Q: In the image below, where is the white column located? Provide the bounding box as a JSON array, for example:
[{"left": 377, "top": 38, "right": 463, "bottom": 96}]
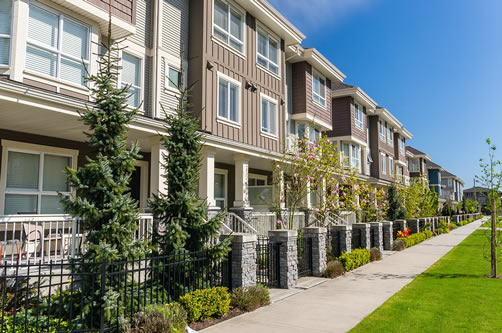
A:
[
  {"left": 200, "top": 149, "right": 217, "bottom": 208},
  {"left": 279, "top": 170, "right": 286, "bottom": 209},
  {"left": 305, "top": 180, "right": 312, "bottom": 209},
  {"left": 150, "top": 137, "right": 168, "bottom": 197},
  {"left": 10, "top": 0, "right": 29, "bottom": 81},
  {"left": 233, "top": 154, "right": 250, "bottom": 208}
]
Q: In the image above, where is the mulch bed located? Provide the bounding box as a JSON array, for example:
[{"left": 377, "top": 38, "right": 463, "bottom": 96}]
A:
[{"left": 189, "top": 308, "right": 245, "bottom": 331}]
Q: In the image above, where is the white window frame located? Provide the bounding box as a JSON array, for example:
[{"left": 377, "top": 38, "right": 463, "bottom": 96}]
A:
[
  {"left": 341, "top": 143, "right": 350, "bottom": 167},
  {"left": 120, "top": 51, "right": 143, "bottom": 109},
  {"left": 387, "top": 126, "right": 393, "bottom": 145},
  {"left": 389, "top": 156, "right": 394, "bottom": 176},
  {"left": 312, "top": 70, "right": 326, "bottom": 107},
  {"left": 351, "top": 144, "right": 360, "bottom": 170},
  {"left": 249, "top": 173, "right": 268, "bottom": 186},
  {"left": 214, "top": 168, "right": 228, "bottom": 210},
  {"left": 399, "top": 137, "right": 405, "bottom": 154},
  {"left": 0, "top": 0, "right": 13, "bottom": 67},
  {"left": 166, "top": 65, "right": 181, "bottom": 92},
  {"left": 256, "top": 25, "right": 280, "bottom": 77},
  {"left": 381, "top": 153, "right": 386, "bottom": 175},
  {"left": 216, "top": 71, "right": 241, "bottom": 127},
  {"left": 379, "top": 120, "right": 386, "bottom": 141},
  {"left": 260, "top": 93, "right": 279, "bottom": 138},
  {"left": 26, "top": 2, "right": 91, "bottom": 86},
  {"left": 0, "top": 140, "right": 78, "bottom": 215},
  {"left": 409, "top": 158, "right": 420, "bottom": 172},
  {"left": 354, "top": 103, "right": 363, "bottom": 129},
  {"left": 212, "top": 0, "right": 245, "bottom": 55}
]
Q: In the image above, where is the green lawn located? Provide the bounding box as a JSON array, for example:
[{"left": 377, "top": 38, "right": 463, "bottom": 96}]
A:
[
  {"left": 481, "top": 220, "right": 502, "bottom": 228},
  {"left": 350, "top": 230, "right": 502, "bottom": 333}
]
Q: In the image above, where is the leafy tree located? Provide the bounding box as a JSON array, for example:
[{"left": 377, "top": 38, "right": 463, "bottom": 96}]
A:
[
  {"left": 463, "top": 199, "right": 478, "bottom": 214},
  {"left": 386, "top": 184, "right": 406, "bottom": 220},
  {"left": 149, "top": 55, "right": 230, "bottom": 258}
]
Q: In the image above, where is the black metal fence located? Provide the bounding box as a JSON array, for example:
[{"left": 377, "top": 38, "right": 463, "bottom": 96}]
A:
[
  {"left": 297, "top": 236, "right": 313, "bottom": 277},
  {"left": 351, "top": 227, "right": 363, "bottom": 249},
  {"left": 256, "top": 236, "right": 280, "bottom": 288},
  {"left": 370, "top": 227, "right": 377, "bottom": 248},
  {"left": 0, "top": 250, "right": 230, "bottom": 332}
]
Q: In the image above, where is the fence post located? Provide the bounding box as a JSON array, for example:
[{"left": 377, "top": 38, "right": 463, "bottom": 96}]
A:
[
  {"left": 352, "top": 223, "right": 370, "bottom": 249},
  {"left": 329, "top": 225, "right": 352, "bottom": 256},
  {"left": 99, "top": 259, "right": 107, "bottom": 333},
  {"left": 268, "top": 230, "right": 298, "bottom": 289},
  {"left": 369, "top": 222, "right": 383, "bottom": 251},
  {"left": 408, "top": 219, "right": 420, "bottom": 234},
  {"left": 382, "top": 221, "right": 393, "bottom": 250},
  {"left": 220, "top": 233, "right": 257, "bottom": 289},
  {"left": 301, "top": 227, "right": 327, "bottom": 277}
]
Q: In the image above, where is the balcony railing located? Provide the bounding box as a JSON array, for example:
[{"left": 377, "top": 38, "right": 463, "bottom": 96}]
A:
[{"left": 0, "top": 214, "right": 153, "bottom": 265}]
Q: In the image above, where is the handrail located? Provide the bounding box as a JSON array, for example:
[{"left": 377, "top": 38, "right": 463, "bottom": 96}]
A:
[{"left": 225, "top": 212, "right": 258, "bottom": 234}]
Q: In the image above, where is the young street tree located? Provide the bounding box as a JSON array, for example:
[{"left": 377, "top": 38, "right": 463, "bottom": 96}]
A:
[{"left": 476, "top": 138, "right": 502, "bottom": 278}]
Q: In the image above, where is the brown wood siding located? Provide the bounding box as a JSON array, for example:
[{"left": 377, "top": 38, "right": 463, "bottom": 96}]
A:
[
  {"left": 188, "top": 0, "right": 285, "bottom": 152},
  {"left": 305, "top": 63, "right": 331, "bottom": 126},
  {"left": 86, "top": 0, "right": 136, "bottom": 24},
  {"left": 326, "top": 96, "right": 351, "bottom": 137},
  {"left": 291, "top": 62, "right": 307, "bottom": 116},
  {"left": 368, "top": 116, "right": 380, "bottom": 179}
]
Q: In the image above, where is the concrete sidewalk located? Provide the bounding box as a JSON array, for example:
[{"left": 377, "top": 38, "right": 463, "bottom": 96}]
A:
[{"left": 202, "top": 217, "right": 487, "bottom": 333}]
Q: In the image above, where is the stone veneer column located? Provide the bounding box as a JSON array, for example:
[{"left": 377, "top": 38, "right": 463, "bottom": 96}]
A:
[
  {"left": 369, "top": 222, "right": 384, "bottom": 251},
  {"left": 352, "top": 223, "right": 371, "bottom": 249},
  {"left": 221, "top": 234, "right": 257, "bottom": 289},
  {"left": 382, "top": 221, "right": 393, "bottom": 250},
  {"left": 268, "top": 230, "right": 298, "bottom": 289},
  {"left": 394, "top": 219, "right": 407, "bottom": 234},
  {"left": 329, "top": 225, "right": 352, "bottom": 257},
  {"left": 301, "top": 227, "right": 327, "bottom": 277},
  {"left": 408, "top": 219, "right": 420, "bottom": 234}
]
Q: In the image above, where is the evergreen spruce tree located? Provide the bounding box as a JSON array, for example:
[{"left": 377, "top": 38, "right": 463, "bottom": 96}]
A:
[
  {"left": 149, "top": 53, "right": 230, "bottom": 258},
  {"left": 386, "top": 184, "right": 406, "bottom": 220}
]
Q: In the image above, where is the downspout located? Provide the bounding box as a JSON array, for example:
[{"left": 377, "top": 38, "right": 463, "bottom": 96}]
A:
[{"left": 151, "top": 0, "right": 160, "bottom": 119}]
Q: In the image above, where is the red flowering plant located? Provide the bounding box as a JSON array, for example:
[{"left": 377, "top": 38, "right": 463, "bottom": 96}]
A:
[{"left": 397, "top": 228, "right": 411, "bottom": 238}]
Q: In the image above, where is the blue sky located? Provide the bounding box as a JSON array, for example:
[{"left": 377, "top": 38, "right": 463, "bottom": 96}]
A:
[{"left": 269, "top": 0, "right": 502, "bottom": 188}]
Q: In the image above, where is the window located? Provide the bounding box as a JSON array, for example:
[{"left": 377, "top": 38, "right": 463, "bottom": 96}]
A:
[
  {"left": 261, "top": 94, "right": 278, "bottom": 136},
  {"left": 297, "top": 123, "right": 306, "bottom": 139},
  {"left": 3, "top": 149, "right": 73, "bottom": 214},
  {"left": 167, "top": 66, "right": 181, "bottom": 90},
  {"left": 0, "top": 0, "right": 12, "bottom": 65},
  {"left": 409, "top": 159, "right": 419, "bottom": 172},
  {"left": 249, "top": 174, "right": 272, "bottom": 206},
  {"left": 312, "top": 71, "right": 326, "bottom": 106},
  {"left": 399, "top": 137, "right": 405, "bottom": 154},
  {"left": 26, "top": 4, "right": 90, "bottom": 86},
  {"left": 214, "top": 171, "right": 226, "bottom": 210},
  {"left": 379, "top": 120, "right": 386, "bottom": 141},
  {"left": 121, "top": 53, "right": 142, "bottom": 108},
  {"left": 218, "top": 73, "right": 240, "bottom": 124},
  {"left": 354, "top": 103, "right": 363, "bottom": 129},
  {"left": 213, "top": 0, "right": 244, "bottom": 52},
  {"left": 381, "top": 153, "right": 386, "bottom": 174},
  {"left": 387, "top": 126, "right": 393, "bottom": 145},
  {"left": 351, "top": 145, "right": 360, "bottom": 169},
  {"left": 257, "top": 27, "right": 279, "bottom": 75},
  {"left": 309, "top": 126, "right": 320, "bottom": 144},
  {"left": 342, "top": 143, "right": 350, "bottom": 167},
  {"left": 389, "top": 157, "right": 394, "bottom": 176}
]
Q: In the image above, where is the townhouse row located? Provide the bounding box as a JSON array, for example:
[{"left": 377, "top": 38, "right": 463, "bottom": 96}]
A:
[{"left": 0, "top": 0, "right": 461, "bottom": 220}]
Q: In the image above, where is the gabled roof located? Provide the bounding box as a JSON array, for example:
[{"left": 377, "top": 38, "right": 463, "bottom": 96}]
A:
[
  {"left": 427, "top": 160, "right": 443, "bottom": 171},
  {"left": 375, "top": 106, "right": 413, "bottom": 139},
  {"left": 287, "top": 46, "right": 346, "bottom": 83},
  {"left": 331, "top": 82, "right": 377, "bottom": 110},
  {"left": 464, "top": 187, "right": 490, "bottom": 193},
  {"left": 440, "top": 169, "right": 465, "bottom": 185},
  {"left": 406, "top": 146, "right": 432, "bottom": 161}
]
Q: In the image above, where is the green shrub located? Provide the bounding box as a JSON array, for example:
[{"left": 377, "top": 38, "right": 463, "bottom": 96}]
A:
[
  {"left": 399, "top": 230, "right": 434, "bottom": 248},
  {"left": 178, "top": 287, "right": 230, "bottom": 323},
  {"left": 323, "top": 260, "right": 345, "bottom": 278},
  {"left": 450, "top": 223, "right": 458, "bottom": 230},
  {"left": 392, "top": 239, "right": 405, "bottom": 251},
  {"left": 123, "top": 303, "right": 187, "bottom": 333},
  {"left": 230, "top": 284, "right": 270, "bottom": 312},
  {"left": 338, "top": 249, "right": 371, "bottom": 271},
  {"left": 370, "top": 247, "right": 382, "bottom": 262},
  {"left": 2, "top": 313, "right": 69, "bottom": 333}
]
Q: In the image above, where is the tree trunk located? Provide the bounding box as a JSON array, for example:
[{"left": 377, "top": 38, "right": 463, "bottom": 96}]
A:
[{"left": 491, "top": 200, "right": 497, "bottom": 278}]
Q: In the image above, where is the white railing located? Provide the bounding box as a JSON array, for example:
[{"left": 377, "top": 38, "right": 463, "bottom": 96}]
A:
[
  {"left": 0, "top": 214, "right": 153, "bottom": 265},
  {"left": 223, "top": 212, "right": 258, "bottom": 234}
]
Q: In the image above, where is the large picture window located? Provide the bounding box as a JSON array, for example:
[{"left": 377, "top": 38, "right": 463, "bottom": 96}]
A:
[
  {"left": 0, "top": 0, "right": 12, "bottom": 65},
  {"left": 261, "top": 94, "right": 278, "bottom": 136},
  {"left": 213, "top": 0, "right": 244, "bottom": 53},
  {"left": 26, "top": 3, "right": 90, "bottom": 86},
  {"left": 218, "top": 73, "right": 241, "bottom": 124},
  {"left": 312, "top": 71, "right": 326, "bottom": 106},
  {"left": 257, "top": 27, "right": 279, "bottom": 75},
  {"left": 121, "top": 52, "right": 142, "bottom": 108}
]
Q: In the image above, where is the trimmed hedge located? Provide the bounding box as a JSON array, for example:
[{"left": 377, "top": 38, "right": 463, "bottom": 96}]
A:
[
  {"left": 178, "top": 287, "right": 230, "bottom": 323},
  {"left": 230, "top": 284, "right": 270, "bottom": 312},
  {"left": 338, "top": 249, "right": 371, "bottom": 271},
  {"left": 124, "top": 303, "right": 187, "bottom": 333},
  {"left": 399, "top": 230, "right": 433, "bottom": 248}
]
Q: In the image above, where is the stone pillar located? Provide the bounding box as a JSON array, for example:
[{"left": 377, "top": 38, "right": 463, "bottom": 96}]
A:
[
  {"left": 150, "top": 137, "right": 168, "bottom": 197},
  {"left": 394, "top": 219, "right": 407, "bottom": 234},
  {"left": 269, "top": 230, "right": 298, "bottom": 289},
  {"left": 369, "top": 222, "right": 384, "bottom": 251},
  {"left": 301, "top": 227, "right": 327, "bottom": 277},
  {"left": 329, "top": 225, "right": 352, "bottom": 257},
  {"left": 382, "top": 221, "right": 393, "bottom": 250},
  {"left": 408, "top": 219, "right": 419, "bottom": 234},
  {"left": 352, "top": 223, "right": 371, "bottom": 249},
  {"left": 221, "top": 234, "right": 257, "bottom": 289}
]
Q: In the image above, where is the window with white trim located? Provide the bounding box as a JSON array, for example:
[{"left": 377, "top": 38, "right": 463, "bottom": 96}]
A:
[
  {"left": 213, "top": 0, "right": 244, "bottom": 52},
  {"left": 354, "top": 103, "right": 363, "bottom": 129},
  {"left": 409, "top": 158, "right": 420, "bottom": 172},
  {"left": 121, "top": 52, "right": 142, "bottom": 108},
  {"left": 351, "top": 145, "right": 360, "bottom": 169},
  {"left": 261, "top": 95, "right": 278, "bottom": 136},
  {"left": 167, "top": 66, "right": 181, "bottom": 90},
  {"left": 26, "top": 3, "right": 90, "bottom": 86},
  {"left": 218, "top": 74, "right": 240, "bottom": 124},
  {"left": 387, "top": 126, "right": 393, "bottom": 145},
  {"left": 0, "top": 0, "right": 12, "bottom": 66},
  {"left": 399, "top": 137, "right": 405, "bottom": 154},
  {"left": 297, "top": 123, "right": 306, "bottom": 139},
  {"left": 3, "top": 150, "right": 72, "bottom": 214},
  {"left": 389, "top": 157, "right": 394, "bottom": 176},
  {"left": 381, "top": 153, "right": 386, "bottom": 174},
  {"left": 309, "top": 126, "right": 320, "bottom": 144},
  {"left": 379, "top": 120, "right": 386, "bottom": 141},
  {"left": 249, "top": 174, "right": 272, "bottom": 206},
  {"left": 342, "top": 143, "right": 350, "bottom": 167},
  {"left": 257, "top": 27, "right": 279, "bottom": 75},
  {"left": 214, "top": 171, "right": 227, "bottom": 210},
  {"left": 312, "top": 71, "right": 326, "bottom": 106}
]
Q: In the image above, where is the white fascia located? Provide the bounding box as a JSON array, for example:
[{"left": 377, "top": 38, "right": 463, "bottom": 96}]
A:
[
  {"left": 291, "top": 113, "right": 333, "bottom": 131},
  {"left": 328, "top": 135, "right": 368, "bottom": 148},
  {"left": 332, "top": 87, "right": 377, "bottom": 111}
]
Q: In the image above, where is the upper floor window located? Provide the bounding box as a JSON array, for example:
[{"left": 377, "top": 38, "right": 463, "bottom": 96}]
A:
[
  {"left": 379, "top": 120, "right": 386, "bottom": 141},
  {"left": 389, "top": 157, "right": 394, "bottom": 176},
  {"left": 351, "top": 145, "right": 360, "bottom": 169},
  {"left": 218, "top": 72, "right": 240, "bottom": 124},
  {"left": 381, "top": 153, "right": 387, "bottom": 174},
  {"left": 26, "top": 4, "right": 90, "bottom": 86},
  {"left": 387, "top": 126, "right": 393, "bottom": 145},
  {"left": 213, "top": 0, "right": 244, "bottom": 53},
  {"left": 399, "top": 137, "right": 405, "bottom": 154},
  {"left": 354, "top": 103, "right": 363, "bottom": 129},
  {"left": 342, "top": 143, "right": 350, "bottom": 167},
  {"left": 121, "top": 53, "right": 142, "bottom": 108},
  {"left": 409, "top": 158, "right": 419, "bottom": 172},
  {"left": 309, "top": 126, "right": 320, "bottom": 144},
  {"left": 167, "top": 66, "right": 181, "bottom": 90},
  {"left": 261, "top": 94, "right": 278, "bottom": 136},
  {"left": 312, "top": 71, "right": 326, "bottom": 107},
  {"left": 257, "top": 28, "right": 279, "bottom": 75},
  {"left": 0, "top": 0, "right": 12, "bottom": 66}
]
